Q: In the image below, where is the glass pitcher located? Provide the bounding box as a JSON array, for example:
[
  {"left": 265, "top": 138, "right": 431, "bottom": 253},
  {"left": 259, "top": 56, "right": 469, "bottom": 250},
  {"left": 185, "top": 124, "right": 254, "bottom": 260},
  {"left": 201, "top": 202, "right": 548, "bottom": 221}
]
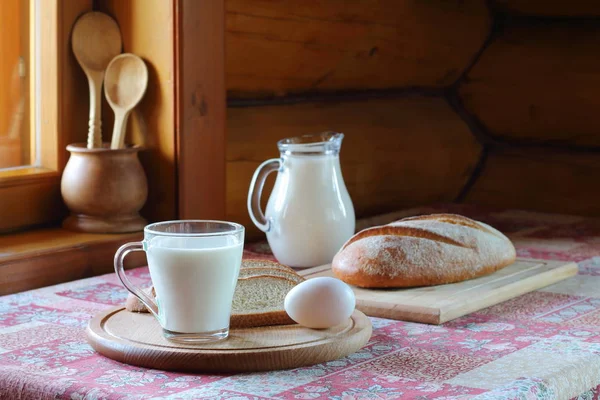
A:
[{"left": 247, "top": 132, "right": 355, "bottom": 268}]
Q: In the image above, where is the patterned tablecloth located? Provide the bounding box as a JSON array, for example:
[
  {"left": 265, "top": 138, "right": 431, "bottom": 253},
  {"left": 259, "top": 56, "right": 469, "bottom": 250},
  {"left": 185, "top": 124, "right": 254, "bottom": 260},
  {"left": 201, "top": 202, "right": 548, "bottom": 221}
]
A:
[{"left": 2, "top": 204, "right": 600, "bottom": 400}]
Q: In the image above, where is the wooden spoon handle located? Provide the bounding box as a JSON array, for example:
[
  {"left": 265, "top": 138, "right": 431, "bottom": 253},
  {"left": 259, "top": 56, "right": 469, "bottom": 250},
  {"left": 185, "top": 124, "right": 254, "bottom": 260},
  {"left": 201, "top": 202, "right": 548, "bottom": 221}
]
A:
[
  {"left": 110, "top": 110, "right": 130, "bottom": 149},
  {"left": 86, "top": 70, "right": 104, "bottom": 149}
]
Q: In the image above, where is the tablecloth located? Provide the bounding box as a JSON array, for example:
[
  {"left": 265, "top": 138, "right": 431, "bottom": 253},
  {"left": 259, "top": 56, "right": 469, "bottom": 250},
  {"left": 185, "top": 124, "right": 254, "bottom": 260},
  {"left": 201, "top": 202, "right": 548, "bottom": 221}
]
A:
[{"left": 1, "top": 204, "right": 600, "bottom": 400}]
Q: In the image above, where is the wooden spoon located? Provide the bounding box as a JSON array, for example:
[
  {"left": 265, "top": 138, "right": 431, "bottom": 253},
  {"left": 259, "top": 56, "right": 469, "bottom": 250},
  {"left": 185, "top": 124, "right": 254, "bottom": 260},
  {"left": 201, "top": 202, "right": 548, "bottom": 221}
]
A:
[
  {"left": 104, "top": 54, "right": 149, "bottom": 149},
  {"left": 71, "top": 12, "right": 122, "bottom": 149}
]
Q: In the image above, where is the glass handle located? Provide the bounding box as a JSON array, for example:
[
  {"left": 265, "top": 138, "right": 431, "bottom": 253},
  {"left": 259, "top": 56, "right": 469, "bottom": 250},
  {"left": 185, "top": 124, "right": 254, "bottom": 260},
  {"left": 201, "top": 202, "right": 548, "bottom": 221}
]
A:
[
  {"left": 247, "top": 158, "right": 281, "bottom": 232},
  {"left": 114, "top": 242, "right": 159, "bottom": 319}
]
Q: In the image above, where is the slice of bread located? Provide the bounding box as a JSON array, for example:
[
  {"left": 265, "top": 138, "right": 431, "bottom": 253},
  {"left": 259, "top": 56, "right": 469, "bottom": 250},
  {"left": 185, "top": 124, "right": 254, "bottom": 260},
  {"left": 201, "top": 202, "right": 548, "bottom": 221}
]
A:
[
  {"left": 125, "top": 259, "right": 301, "bottom": 329},
  {"left": 230, "top": 275, "right": 297, "bottom": 328}
]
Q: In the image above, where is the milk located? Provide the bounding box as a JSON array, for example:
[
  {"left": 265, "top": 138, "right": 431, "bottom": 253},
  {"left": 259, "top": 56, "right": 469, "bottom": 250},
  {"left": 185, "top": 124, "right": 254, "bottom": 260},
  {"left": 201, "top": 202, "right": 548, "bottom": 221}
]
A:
[
  {"left": 146, "top": 235, "right": 243, "bottom": 333},
  {"left": 265, "top": 154, "right": 355, "bottom": 267}
]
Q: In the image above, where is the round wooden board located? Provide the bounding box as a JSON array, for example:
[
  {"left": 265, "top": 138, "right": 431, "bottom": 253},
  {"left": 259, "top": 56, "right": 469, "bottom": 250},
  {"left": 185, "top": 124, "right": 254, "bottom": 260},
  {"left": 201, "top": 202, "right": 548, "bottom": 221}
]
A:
[{"left": 86, "top": 307, "right": 372, "bottom": 373}]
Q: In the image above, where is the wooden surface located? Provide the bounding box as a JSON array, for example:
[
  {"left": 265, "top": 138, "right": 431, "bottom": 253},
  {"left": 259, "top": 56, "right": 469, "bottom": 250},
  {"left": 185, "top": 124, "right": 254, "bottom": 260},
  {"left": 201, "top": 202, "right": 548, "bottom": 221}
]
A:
[
  {"left": 96, "top": 0, "right": 177, "bottom": 222},
  {"left": 226, "top": 0, "right": 491, "bottom": 97},
  {"left": 227, "top": 97, "right": 482, "bottom": 239},
  {"left": 459, "top": 20, "right": 600, "bottom": 148},
  {"left": 176, "top": 0, "right": 226, "bottom": 220},
  {"left": 494, "top": 1, "right": 600, "bottom": 16},
  {"left": 300, "top": 259, "right": 578, "bottom": 325},
  {"left": 0, "top": 228, "right": 144, "bottom": 295},
  {"left": 87, "top": 307, "right": 372, "bottom": 372},
  {"left": 465, "top": 149, "right": 600, "bottom": 217}
]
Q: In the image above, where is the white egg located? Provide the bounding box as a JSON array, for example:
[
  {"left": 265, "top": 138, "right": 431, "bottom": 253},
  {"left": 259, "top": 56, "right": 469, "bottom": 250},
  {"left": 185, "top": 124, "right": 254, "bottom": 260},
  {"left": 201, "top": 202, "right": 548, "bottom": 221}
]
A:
[{"left": 284, "top": 277, "right": 356, "bottom": 329}]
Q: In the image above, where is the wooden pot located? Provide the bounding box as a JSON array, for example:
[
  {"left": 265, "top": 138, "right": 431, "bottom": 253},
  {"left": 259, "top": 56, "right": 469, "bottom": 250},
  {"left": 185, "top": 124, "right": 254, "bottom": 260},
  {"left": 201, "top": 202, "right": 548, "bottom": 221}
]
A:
[{"left": 61, "top": 143, "right": 148, "bottom": 233}]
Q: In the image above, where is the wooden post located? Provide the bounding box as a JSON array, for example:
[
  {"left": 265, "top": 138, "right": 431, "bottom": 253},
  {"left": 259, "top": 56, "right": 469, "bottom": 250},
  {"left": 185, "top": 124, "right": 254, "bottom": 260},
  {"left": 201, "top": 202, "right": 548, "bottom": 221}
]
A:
[{"left": 175, "top": 0, "right": 226, "bottom": 220}]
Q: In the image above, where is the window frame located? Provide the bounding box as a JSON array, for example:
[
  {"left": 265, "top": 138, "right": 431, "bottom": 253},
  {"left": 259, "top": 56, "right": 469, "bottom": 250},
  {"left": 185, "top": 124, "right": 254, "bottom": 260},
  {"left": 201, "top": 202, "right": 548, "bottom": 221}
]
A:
[{"left": 0, "top": 0, "right": 92, "bottom": 233}]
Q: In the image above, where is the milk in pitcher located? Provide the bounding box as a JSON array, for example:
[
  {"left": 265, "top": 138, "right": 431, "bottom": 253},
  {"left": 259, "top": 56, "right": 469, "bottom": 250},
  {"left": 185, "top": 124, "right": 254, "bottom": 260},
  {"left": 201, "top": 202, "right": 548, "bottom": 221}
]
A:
[
  {"left": 248, "top": 132, "right": 355, "bottom": 267},
  {"left": 265, "top": 153, "right": 354, "bottom": 266}
]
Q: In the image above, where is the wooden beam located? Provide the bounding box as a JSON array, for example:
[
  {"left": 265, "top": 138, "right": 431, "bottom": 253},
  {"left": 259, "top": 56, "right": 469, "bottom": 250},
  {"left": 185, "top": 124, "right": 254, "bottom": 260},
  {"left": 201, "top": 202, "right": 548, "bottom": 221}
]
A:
[{"left": 176, "top": 0, "right": 226, "bottom": 220}]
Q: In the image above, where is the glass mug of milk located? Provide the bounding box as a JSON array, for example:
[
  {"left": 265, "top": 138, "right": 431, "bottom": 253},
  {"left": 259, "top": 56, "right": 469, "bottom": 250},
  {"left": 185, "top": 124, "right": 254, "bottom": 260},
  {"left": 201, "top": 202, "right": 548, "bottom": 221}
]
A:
[
  {"left": 247, "top": 132, "right": 355, "bottom": 268},
  {"left": 114, "top": 220, "right": 244, "bottom": 342}
]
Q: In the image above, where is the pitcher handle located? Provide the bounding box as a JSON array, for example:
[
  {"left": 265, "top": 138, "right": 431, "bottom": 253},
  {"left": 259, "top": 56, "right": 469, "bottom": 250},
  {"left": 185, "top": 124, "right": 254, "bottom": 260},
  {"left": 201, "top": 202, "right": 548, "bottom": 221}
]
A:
[
  {"left": 114, "top": 242, "right": 159, "bottom": 319},
  {"left": 247, "top": 158, "right": 281, "bottom": 232}
]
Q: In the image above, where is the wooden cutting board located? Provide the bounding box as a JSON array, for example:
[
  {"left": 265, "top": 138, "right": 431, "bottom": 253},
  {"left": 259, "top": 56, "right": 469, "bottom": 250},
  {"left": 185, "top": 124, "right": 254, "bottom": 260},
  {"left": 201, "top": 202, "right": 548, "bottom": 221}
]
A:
[
  {"left": 87, "top": 307, "right": 372, "bottom": 373},
  {"left": 299, "top": 258, "right": 577, "bottom": 325}
]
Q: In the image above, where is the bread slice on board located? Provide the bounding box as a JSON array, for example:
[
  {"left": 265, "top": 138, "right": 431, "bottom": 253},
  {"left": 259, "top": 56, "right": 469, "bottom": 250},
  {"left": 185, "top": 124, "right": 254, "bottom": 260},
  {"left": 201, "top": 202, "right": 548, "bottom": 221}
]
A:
[
  {"left": 332, "top": 213, "right": 517, "bottom": 288},
  {"left": 125, "top": 259, "right": 301, "bottom": 328},
  {"left": 230, "top": 275, "right": 297, "bottom": 328}
]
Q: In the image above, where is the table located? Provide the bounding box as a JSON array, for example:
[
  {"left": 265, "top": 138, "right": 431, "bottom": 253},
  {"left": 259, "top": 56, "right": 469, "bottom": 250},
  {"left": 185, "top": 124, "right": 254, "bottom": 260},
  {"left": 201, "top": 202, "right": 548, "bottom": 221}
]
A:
[{"left": 1, "top": 204, "right": 600, "bottom": 399}]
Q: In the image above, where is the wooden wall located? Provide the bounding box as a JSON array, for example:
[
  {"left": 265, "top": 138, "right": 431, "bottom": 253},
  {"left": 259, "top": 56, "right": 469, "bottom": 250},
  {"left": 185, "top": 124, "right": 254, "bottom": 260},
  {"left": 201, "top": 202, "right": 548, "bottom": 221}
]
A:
[
  {"left": 226, "top": 0, "right": 490, "bottom": 96},
  {"left": 457, "top": 7, "right": 600, "bottom": 215},
  {"left": 225, "top": 0, "right": 600, "bottom": 239},
  {"left": 95, "top": 0, "right": 177, "bottom": 223}
]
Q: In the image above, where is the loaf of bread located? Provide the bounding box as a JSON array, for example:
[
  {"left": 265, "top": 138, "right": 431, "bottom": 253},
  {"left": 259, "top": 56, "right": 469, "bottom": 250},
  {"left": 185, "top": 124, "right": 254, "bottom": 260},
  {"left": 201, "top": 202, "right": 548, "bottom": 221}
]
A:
[{"left": 331, "top": 213, "right": 516, "bottom": 288}]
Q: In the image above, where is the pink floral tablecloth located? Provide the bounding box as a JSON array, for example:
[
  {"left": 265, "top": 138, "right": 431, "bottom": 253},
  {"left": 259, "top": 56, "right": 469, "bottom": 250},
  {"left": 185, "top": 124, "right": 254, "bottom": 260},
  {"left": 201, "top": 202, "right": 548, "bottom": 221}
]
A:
[{"left": 2, "top": 204, "right": 600, "bottom": 400}]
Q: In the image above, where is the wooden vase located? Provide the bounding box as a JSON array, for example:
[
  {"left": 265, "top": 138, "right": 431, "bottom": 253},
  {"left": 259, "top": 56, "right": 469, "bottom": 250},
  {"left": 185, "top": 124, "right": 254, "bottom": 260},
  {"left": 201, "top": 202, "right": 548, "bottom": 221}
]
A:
[{"left": 61, "top": 143, "right": 148, "bottom": 233}]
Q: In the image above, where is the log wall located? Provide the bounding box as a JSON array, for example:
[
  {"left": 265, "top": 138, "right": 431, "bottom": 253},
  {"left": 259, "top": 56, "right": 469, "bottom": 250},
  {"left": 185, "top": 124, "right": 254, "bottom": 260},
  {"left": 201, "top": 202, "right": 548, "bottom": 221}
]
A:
[
  {"left": 226, "top": 0, "right": 490, "bottom": 97},
  {"left": 225, "top": 0, "right": 600, "bottom": 239}
]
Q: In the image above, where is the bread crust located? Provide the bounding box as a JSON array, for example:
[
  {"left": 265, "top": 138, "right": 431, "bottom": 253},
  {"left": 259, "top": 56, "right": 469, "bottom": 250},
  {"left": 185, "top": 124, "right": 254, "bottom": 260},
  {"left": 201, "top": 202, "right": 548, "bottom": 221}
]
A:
[{"left": 332, "top": 213, "right": 516, "bottom": 288}]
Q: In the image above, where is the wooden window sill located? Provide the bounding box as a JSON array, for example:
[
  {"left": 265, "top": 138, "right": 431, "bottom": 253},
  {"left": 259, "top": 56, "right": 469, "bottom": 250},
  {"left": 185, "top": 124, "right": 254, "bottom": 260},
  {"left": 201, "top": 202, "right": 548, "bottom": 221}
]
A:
[{"left": 0, "top": 227, "right": 146, "bottom": 295}]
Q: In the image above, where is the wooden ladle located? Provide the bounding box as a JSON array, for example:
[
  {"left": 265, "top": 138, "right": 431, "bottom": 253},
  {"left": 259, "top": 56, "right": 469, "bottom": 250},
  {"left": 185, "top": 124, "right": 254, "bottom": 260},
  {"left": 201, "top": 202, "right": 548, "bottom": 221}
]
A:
[
  {"left": 71, "top": 12, "right": 122, "bottom": 149},
  {"left": 104, "top": 54, "right": 148, "bottom": 149}
]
